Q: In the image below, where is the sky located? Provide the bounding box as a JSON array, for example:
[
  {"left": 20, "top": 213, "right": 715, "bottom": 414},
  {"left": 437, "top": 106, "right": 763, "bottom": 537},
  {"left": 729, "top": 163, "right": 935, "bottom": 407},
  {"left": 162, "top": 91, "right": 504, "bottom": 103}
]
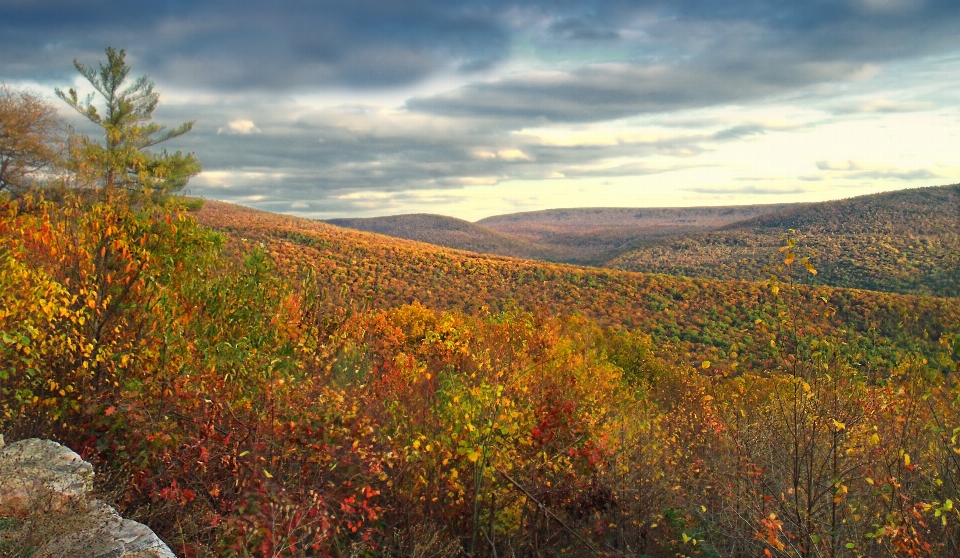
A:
[{"left": 2, "top": 0, "right": 960, "bottom": 221}]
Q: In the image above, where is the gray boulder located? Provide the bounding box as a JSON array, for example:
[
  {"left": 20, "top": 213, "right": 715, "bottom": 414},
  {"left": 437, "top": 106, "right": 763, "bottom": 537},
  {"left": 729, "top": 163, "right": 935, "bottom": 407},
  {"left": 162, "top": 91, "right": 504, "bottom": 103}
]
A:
[{"left": 0, "top": 436, "right": 176, "bottom": 558}]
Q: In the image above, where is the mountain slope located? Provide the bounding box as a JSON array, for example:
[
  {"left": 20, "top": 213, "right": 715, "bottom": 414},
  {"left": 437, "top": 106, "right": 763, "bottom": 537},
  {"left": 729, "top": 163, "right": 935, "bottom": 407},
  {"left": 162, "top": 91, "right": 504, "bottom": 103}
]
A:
[
  {"left": 324, "top": 213, "right": 543, "bottom": 259},
  {"left": 195, "top": 200, "right": 959, "bottom": 374},
  {"left": 326, "top": 204, "right": 794, "bottom": 266},
  {"left": 477, "top": 204, "right": 794, "bottom": 265},
  {"left": 609, "top": 184, "right": 960, "bottom": 297}
]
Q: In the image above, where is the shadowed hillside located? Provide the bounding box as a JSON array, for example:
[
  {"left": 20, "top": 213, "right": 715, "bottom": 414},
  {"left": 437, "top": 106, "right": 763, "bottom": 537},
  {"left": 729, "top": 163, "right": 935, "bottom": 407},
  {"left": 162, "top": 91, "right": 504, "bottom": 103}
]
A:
[
  {"left": 610, "top": 184, "right": 960, "bottom": 297},
  {"left": 324, "top": 213, "right": 543, "bottom": 259}
]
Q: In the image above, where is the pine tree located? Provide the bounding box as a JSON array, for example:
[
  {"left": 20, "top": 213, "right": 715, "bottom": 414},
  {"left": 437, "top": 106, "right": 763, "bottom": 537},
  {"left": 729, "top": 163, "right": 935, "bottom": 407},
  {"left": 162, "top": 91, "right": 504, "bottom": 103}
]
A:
[{"left": 57, "top": 47, "right": 200, "bottom": 198}]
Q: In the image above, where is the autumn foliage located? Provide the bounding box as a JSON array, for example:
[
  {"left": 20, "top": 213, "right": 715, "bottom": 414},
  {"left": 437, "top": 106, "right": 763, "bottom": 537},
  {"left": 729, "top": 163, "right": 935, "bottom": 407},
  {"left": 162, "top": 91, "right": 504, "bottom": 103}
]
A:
[
  {"left": 2, "top": 56, "right": 960, "bottom": 556},
  {"left": 1, "top": 185, "right": 958, "bottom": 557}
]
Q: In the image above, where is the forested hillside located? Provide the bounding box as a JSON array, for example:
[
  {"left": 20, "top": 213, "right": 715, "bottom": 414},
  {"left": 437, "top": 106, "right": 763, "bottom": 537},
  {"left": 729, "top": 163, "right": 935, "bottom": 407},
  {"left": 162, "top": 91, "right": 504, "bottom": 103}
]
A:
[
  {"left": 6, "top": 193, "right": 960, "bottom": 557},
  {"left": 611, "top": 185, "right": 960, "bottom": 297},
  {"left": 324, "top": 213, "right": 544, "bottom": 259},
  {"left": 477, "top": 204, "right": 794, "bottom": 264},
  {"left": 325, "top": 205, "right": 792, "bottom": 265},
  {"left": 199, "top": 201, "right": 958, "bottom": 376}
]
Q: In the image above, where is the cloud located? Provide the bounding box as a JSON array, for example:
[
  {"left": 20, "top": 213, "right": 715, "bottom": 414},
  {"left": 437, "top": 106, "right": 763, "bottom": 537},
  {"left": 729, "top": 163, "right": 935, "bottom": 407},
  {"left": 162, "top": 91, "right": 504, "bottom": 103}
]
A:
[
  {"left": 6, "top": 1, "right": 960, "bottom": 217},
  {"left": 407, "top": 57, "right": 870, "bottom": 124},
  {"left": 7, "top": 0, "right": 960, "bottom": 94},
  {"left": 682, "top": 185, "right": 809, "bottom": 195},
  {"left": 548, "top": 18, "right": 620, "bottom": 41},
  {"left": 497, "top": 149, "right": 532, "bottom": 161},
  {"left": 849, "top": 168, "right": 940, "bottom": 180},
  {"left": 832, "top": 98, "right": 936, "bottom": 114},
  {"left": 816, "top": 159, "right": 940, "bottom": 180},
  {"left": 854, "top": 0, "right": 926, "bottom": 15},
  {"left": 218, "top": 119, "right": 261, "bottom": 134},
  {"left": 0, "top": 0, "right": 510, "bottom": 89}
]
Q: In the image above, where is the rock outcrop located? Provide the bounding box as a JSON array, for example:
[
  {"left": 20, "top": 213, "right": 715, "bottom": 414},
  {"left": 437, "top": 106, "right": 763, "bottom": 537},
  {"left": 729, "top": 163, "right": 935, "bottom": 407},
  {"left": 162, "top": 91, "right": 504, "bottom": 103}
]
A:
[{"left": 0, "top": 434, "right": 176, "bottom": 558}]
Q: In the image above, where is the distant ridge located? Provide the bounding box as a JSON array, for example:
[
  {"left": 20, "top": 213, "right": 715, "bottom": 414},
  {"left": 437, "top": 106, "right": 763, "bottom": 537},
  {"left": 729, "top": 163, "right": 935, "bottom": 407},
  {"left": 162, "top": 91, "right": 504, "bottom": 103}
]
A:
[
  {"left": 326, "top": 204, "right": 793, "bottom": 266},
  {"left": 324, "top": 213, "right": 542, "bottom": 259},
  {"left": 477, "top": 204, "right": 795, "bottom": 264},
  {"left": 320, "top": 185, "right": 960, "bottom": 297},
  {"left": 610, "top": 184, "right": 960, "bottom": 297},
  {"left": 195, "top": 200, "right": 960, "bottom": 374}
]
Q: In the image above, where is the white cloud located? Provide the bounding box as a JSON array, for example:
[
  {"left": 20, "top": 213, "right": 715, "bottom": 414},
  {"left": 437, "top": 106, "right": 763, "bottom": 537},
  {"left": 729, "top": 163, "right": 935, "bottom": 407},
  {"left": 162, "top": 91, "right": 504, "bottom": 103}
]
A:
[
  {"left": 218, "top": 119, "right": 261, "bottom": 135},
  {"left": 835, "top": 98, "right": 935, "bottom": 114},
  {"left": 497, "top": 149, "right": 532, "bottom": 161}
]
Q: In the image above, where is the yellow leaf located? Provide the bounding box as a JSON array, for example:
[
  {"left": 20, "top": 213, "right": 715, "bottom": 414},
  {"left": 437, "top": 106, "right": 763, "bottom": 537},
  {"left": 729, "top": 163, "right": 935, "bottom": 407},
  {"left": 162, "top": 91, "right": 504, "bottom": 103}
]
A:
[{"left": 263, "top": 468, "right": 273, "bottom": 478}]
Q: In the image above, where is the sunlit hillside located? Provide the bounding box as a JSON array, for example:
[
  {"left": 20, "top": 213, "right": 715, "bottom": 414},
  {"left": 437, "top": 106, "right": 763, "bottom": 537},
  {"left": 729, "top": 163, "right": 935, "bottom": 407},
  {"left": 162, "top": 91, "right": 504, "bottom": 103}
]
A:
[
  {"left": 197, "top": 200, "right": 959, "bottom": 375},
  {"left": 6, "top": 192, "right": 960, "bottom": 557},
  {"left": 610, "top": 184, "right": 960, "bottom": 297}
]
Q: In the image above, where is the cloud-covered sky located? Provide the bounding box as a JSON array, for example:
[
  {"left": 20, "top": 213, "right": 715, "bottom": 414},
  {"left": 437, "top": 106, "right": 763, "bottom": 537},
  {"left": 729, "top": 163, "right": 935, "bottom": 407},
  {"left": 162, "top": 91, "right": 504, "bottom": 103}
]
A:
[{"left": 3, "top": 0, "right": 960, "bottom": 219}]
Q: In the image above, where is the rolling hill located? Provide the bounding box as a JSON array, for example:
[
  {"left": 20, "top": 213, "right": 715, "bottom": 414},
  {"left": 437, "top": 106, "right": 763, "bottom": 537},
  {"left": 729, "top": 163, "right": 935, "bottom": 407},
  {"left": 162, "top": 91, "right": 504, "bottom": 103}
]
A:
[
  {"left": 324, "top": 213, "right": 544, "bottom": 259},
  {"left": 325, "top": 204, "right": 793, "bottom": 265},
  {"left": 477, "top": 204, "right": 795, "bottom": 264},
  {"left": 8, "top": 193, "right": 959, "bottom": 556},
  {"left": 609, "top": 184, "right": 960, "bottom": 297},
  {"left": 196, "top": 200, "right": 960, "bottom": 374}
]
